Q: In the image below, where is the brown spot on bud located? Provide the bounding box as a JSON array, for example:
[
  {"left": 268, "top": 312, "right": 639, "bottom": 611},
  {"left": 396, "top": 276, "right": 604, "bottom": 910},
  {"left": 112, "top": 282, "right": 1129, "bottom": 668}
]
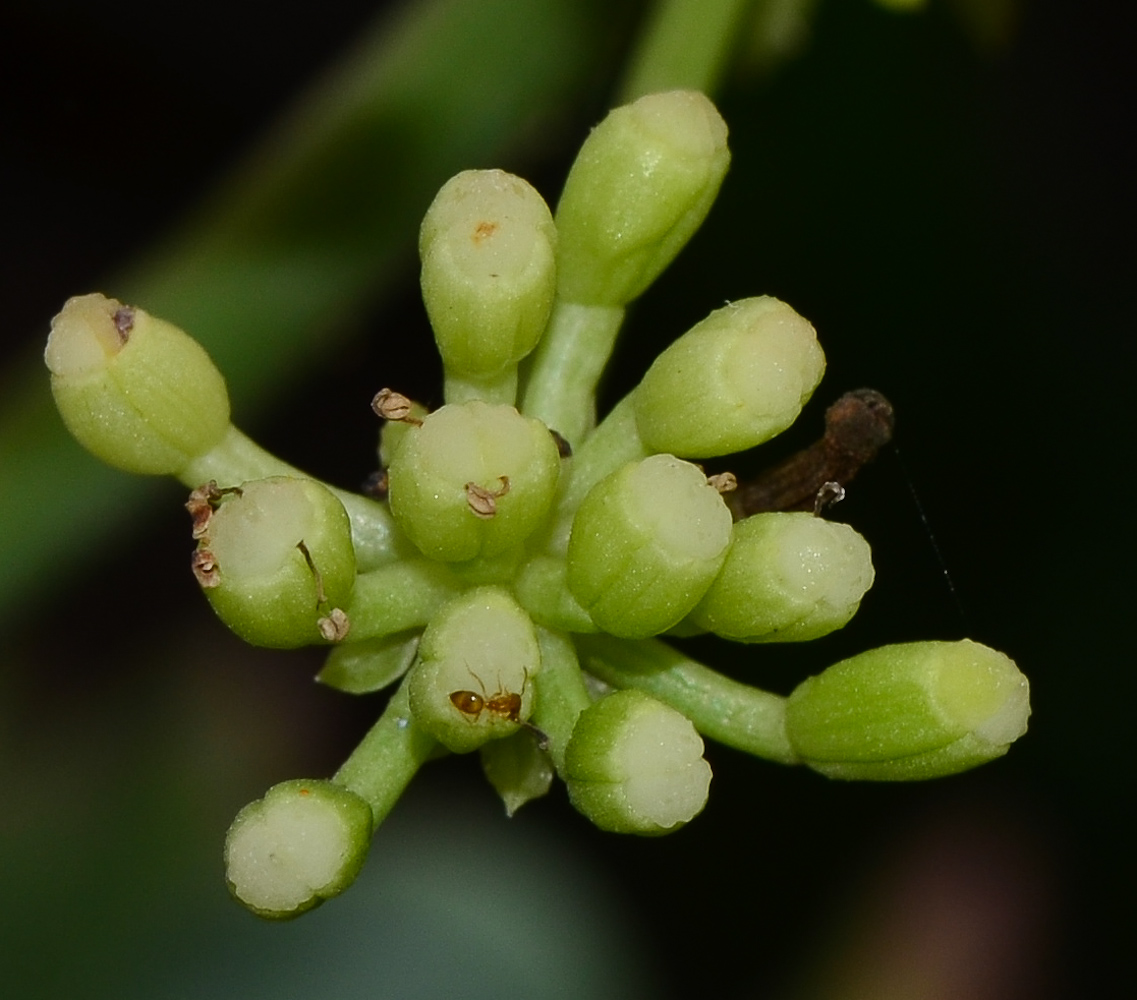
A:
[
  {"left": 318, "top": 608, "right": 351, "bottom": 642},
  {"left": 472, "top": 220, "right": 498, "bottom": 244},
  {"left": 371, "top": 388, "right": 421, "bottom": 424},
  {"left": 361, "top": 468, "right": 389, "bottom": 500},
  {"left": 465, "top": 476, "right": 510, "bottom": 518},
  {"left": 549, "top": 428, "right": 572, "bottom": 458},
  {"left": 112, "top": 306, "right": 135, "bottom": 342},
  {"left": 707, "top": 472, "right": 737, "bottom": 494},
  {"left": 191, "top": 548, "right": 220, "bottom": 588}
]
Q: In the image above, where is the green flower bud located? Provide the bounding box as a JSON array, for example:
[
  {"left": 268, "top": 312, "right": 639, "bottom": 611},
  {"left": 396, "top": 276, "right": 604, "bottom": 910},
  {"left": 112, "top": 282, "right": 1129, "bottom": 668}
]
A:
[
  {"left": 45, "top": 293, "right": 230, "bottom": 475},
  {"left": 407, "top": 587, "right": 540, "bottom": 754},
  {"left": 224, "top": 778, "right": 373, "bottom": 920},
  {"left": 566, "top": 454, "right": 733, "bottom": 638},
  {"left": 633, "top": 297, "right": 825, "bottom": 458},
  {"left": 420, "top": 170, "right": 557, "bottom": 379},
  {"left": 564, "top": 689, "right": 711, "bottom": 835},
  {"left": 554, "top": 90, "right": 730, "bottom": 306},
  {"left": 387, "top": 401, "right": 561, "bottom": 562},
  {"left": 480, "top": 730, "right": 555, "bottom": 817},
  {"left": 785, "top": 640, "right": 1031, "bottom": 780},
  {"left": 193, "top": 476, "right": 356, "bottom": 648},
  {"left": 689, "top": 512, "right": 874, "bottom": 642}
]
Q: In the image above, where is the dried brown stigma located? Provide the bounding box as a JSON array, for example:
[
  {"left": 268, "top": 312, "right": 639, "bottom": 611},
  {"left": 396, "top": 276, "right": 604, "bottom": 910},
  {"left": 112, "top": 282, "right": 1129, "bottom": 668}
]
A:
[
  {"left": 371, "top": 388, "right": 421, "bottom": 424},
  {"left": 191, "top": 549, "right": 220, "bottom": 588},
  {"left": 465, "top": 476, "right": 510, "bottom": 518}
]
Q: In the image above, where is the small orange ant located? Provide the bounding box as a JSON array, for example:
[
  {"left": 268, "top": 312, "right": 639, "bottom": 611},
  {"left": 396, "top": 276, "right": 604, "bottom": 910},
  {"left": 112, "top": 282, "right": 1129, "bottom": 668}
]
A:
[{"left": 449, "top": 667, "right": 528, "bottom": 724}]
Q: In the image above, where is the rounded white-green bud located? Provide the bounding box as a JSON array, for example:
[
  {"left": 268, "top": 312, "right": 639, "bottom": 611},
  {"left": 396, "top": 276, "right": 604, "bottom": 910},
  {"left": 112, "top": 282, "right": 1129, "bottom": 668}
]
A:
[
  {"left": 193, "top": 476, "right": 356, "bottom": 649},
  {"left": 407, "top": 587, "right": 541, "bottom": 754},
  {"left": 420, "top": 169, "right": 557, "bottom": 378},
  {"left": 689, "top": 512, "right": 875, "bottom": 642},
  {"left": 566, "top": 454, "right": 733, "bottom": 638},
  {"left": 633, "top": 297, "right": 825, "bottom": 458},
  {"left": 224, "top": 779, "right": 373, "bottom": 920},
  {"left": 564, "top": 689, "right": 712, "bottom": 835},
  {"left": 785, "top": 640, "right": 1031, "bottom": 780},
  {"left": 45, "top": 293, "right": 230, "bottom": 474},
  {"left": 386, "top": 401, "right": 561, "bottom": 563},
  {"left": 554, "top": 90, "right": 730, "bottom": 306}
]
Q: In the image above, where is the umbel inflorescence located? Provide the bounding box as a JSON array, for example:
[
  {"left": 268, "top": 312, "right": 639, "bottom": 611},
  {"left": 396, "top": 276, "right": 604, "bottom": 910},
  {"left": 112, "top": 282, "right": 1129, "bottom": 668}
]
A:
[{"left": 44, "top": 90, "right": 1030, "bottom": 919}]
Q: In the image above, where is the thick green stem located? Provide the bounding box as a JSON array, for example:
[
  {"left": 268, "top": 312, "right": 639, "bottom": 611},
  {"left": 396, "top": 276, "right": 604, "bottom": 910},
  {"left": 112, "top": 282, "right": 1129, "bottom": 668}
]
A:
[
  {"left": 517, "top": 299, "right": 624, "bottom": 449},
  {"left": 342, "top": 560, "right": 462, "bottom": 641},
  {"left": 574, "top": 634, "right": 799, "bottom": 764},
  {"left": 333, "top": 681, "right": 438, "bottom": 824},
  {"left": 531, "top": 627, "right": 594, "bottom": 773},
  {"left": 180, "top": 425, "right": 409, "bottom": 570},
  {"left": 618, "top": 0, "right": 753, "bottom": 101},
  {"left": 442, "top": 369, "right": 519, "bottom": 407},
  {"left": 542, "top": 394, "right": 650, "bottom": 552}
]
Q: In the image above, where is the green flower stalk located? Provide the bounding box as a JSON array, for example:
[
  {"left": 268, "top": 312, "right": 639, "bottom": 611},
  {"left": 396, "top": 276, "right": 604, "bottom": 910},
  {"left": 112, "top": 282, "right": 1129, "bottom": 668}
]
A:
[
  {"left": 42, "top": 84, "right": 1030, "bottom": 919},
  {"left": 419, "top": 169, "right": 557, "bottom": 405},
  {"left": 566, "top": 454, "right": 734, "bottom": 638},
  {"left": 688, "top": 511, "right": 875, "bottom": 642},
  {"left": 224, "top": 779, "right": 373, "bottom": 920},
  {"left": 45, "top": 293, "right": 230, "bottom": 475},
  {"left": 785, "top": 640, "right": 1031, "bottom": 780},
  {"left": 193, "top": 476, "right": 356, "bottom": 648},
  {"left": 564, "top": 689, "right": 712, "bottom": 834}
]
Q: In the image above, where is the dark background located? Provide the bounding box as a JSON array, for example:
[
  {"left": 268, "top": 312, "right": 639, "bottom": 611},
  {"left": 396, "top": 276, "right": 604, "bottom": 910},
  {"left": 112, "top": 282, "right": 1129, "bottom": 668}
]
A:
[{"left": 1, "top": 1, "right": 1131, "bottom": 997}]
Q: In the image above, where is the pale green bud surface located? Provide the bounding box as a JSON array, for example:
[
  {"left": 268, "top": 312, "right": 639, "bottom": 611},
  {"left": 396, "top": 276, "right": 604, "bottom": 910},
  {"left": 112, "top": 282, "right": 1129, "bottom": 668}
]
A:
[
  {"left": 408, "top": 586, "right": 540, "bottom": 753},
  {"left": 224, "top": 779, "right": 373, "bottom": 919},
  {"left": 45, "top": 293, "right": 230, "bottom": 474},
  {"left": 554, "top": 90, "right": 730, "bottom": 306},
  {"left": 633, "top": 297, "right": 825, "bottom": 457},
  {"left": 387, "top": 401, "right": 561, "bottom": 562},
  {"left": 567, "top": 454, "right": 733, "bottom": 638},
  {"left": 785, "top": 640, "right": 1031, "bottom": 780},
  {"left": 420, "top": 169, "right": 557, "bottom": 378},
  {"left": 690, "top": 512, "right": 875, "bottom": 642},
  {"left": 565, "top": 689, "right": 711, "bottom": 835},
  {"left": 196, "top": 476, "right": 356, "bottom": 648}
]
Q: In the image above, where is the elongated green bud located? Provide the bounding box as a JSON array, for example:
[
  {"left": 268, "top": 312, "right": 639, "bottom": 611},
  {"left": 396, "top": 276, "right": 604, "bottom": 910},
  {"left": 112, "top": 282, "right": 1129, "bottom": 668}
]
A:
[
  {"left": 420, "top": 170, "right": 556, "bottom": 386},
  {"left": 386, "top": 400, "right": 561, "bottom": 562},
  {"left": 689, "top": 512, "right": 874, "bottom": 642},
  {"left": 555, "top": 90, "right": 730, "bottom": 306},
  {"left": 633, "top": 297, "right": 825, "bottom": 457},
  {"left": 407, "top": 587, "right": 540, "bottom": 753},
  {"left": 785, "top": 640, "right": 1031, "bottom": 780},
  {"left": 193, "top": 477, "right": 356, "bottom": 648},
  {"left": 566, "top": 454, "right": 733, "bottom": 638},
  {"left": 224, "top": 779, "right": 373, "bottom": 919},
  {"left": 45, "top": 293, "right": 230, "bottom": 474},
  {"left": 564, "top": 689, "right": 711, "bottom": 834}
]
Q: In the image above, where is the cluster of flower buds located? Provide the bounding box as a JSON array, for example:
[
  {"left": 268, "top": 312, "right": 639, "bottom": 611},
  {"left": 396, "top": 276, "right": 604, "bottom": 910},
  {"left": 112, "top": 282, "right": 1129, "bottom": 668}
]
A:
[{"left": 45, "top": 90, "right": 1029, "bottom": 919}]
